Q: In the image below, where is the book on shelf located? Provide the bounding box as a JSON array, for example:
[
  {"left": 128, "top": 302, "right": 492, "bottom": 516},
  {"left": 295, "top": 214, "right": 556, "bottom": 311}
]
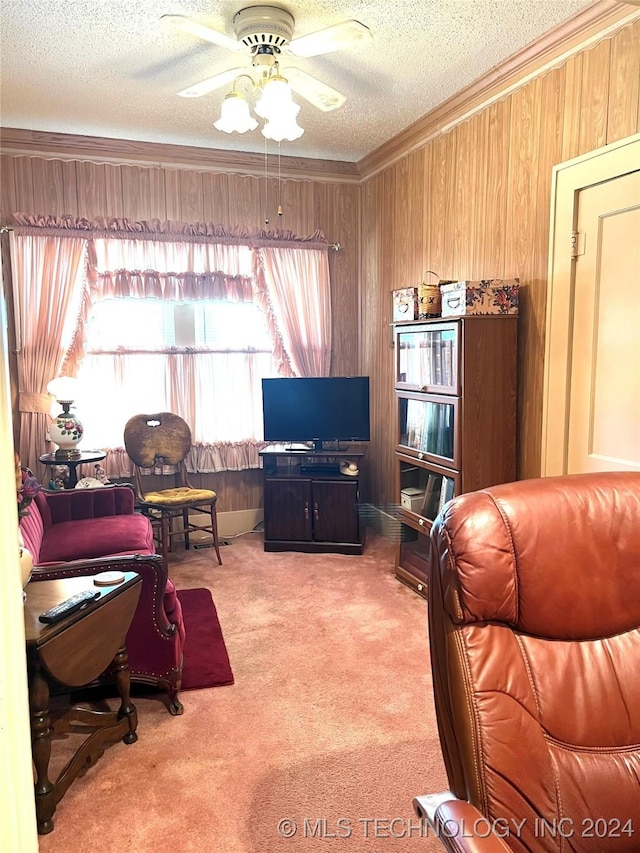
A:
[
  {"left": 434, "top": 333, "right": 442, "bottom": 386},
  {"left": 435, "top": 404, "right": 445, "bottom": 456},
  {"left": 421, "top": 473, "right": 442, "bottom": 519},
  {"left": 406, "top": 398, "right": 422, "bottom": 450},
  {"left": 423, "top": 401, "right": 437, "bottom": 454},
  {"left": 442, "top": 337, "right": 454, "bottom": 386},
  {"left": 437, "top": 477, "right": 455, "bottom": 515}
]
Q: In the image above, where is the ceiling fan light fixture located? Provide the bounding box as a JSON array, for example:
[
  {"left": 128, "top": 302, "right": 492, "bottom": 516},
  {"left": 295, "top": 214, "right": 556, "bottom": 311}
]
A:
[
  {"left": 262, "top": 112, "right": 304, "bottom": 142},
  {"left": 214, "top": 91, "right": 258, "bottom": 133},
  {"left": 254, "top": 75, "right": 294, "bottom": 120},
  {"left": 168, "top": 5, "right": 362, "bottom": 138}
]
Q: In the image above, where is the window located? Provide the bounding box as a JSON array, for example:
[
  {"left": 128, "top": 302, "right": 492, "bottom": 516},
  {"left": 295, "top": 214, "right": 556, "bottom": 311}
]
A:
[
  {"left": 10, "top": 220, "right": 332, "bottom": 477},
  {"left": 76, "top": 296, "right": 278, "bottom": 471}
]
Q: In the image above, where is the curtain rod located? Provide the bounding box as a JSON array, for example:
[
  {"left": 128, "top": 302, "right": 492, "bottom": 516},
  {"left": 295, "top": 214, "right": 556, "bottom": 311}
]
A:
[{"left": 2, "top": 224, "right": 341, "bottom": 249}]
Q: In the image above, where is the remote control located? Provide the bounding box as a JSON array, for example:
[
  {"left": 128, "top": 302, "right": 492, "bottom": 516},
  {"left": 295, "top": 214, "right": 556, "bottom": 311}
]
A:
[{"left": 39, "top": 589, "right": 101, "bottom": 624}]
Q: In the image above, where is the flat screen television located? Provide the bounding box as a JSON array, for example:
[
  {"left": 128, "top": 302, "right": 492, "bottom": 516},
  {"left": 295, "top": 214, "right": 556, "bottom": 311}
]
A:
[{"left": 262, "top": 376, "right": 370, "bottom": 451}]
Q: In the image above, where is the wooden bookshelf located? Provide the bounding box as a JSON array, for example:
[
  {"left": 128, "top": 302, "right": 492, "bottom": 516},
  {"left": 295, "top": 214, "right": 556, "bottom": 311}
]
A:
[{"left": 393, "top": 316, "right": 517, "bottom": 596}]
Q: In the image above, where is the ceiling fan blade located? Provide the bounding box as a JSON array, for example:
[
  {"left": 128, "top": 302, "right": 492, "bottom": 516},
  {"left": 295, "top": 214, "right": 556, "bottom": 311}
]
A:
[
  {"left": 178, "top": 68, "right": 246, "bottom": 99},
  {"left": 287, "top": 19, "right": 372, "bottom": 58},
  {"left": 283, "top": 68, "right": 346, "bottom": 112},
  {"left": 161, "top": 14, "right": 243, "bottom": 52}
]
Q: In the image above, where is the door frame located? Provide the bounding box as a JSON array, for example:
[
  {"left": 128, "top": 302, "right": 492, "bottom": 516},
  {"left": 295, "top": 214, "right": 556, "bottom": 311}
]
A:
[{"left": 541, "top": 132, "right": 640, "bottom": 476}]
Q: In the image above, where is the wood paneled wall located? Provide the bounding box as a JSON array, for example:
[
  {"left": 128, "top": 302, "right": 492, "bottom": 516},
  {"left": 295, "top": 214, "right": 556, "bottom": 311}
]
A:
[
  {"left": 361, "top": 19, "right": 640, "bottom": 505},
  {"left": 1, "top": 14, "right": 638, "bottom": 514},
  {"left": 0, "top": 158, "right": 360, "bottom": 511}
]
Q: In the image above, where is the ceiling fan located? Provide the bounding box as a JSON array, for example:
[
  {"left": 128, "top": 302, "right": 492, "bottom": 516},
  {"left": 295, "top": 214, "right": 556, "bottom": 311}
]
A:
[{"left": 161, "top": 4, "right": 372, "bottom": 119}]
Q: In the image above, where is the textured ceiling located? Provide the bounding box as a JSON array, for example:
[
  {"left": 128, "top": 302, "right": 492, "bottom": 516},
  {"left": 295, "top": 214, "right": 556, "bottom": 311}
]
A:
[{"left": 0, "top": 0, "right": 597, "bottom": 162}]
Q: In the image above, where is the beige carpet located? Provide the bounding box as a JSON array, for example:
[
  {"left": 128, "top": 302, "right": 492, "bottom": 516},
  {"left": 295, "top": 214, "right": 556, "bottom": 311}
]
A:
[{"left": 37, "top": 531, "right": 448, "bottom": 852}]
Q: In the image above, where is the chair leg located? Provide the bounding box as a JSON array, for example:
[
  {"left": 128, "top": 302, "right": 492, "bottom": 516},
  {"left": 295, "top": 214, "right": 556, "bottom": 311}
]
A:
[
  {"left": 160, "top": 513, "right": 170, "bottom": 564},
  {"left": 211, "top": 502, "right": 222, "bottom": 565},
  {"left": 167, "top": 688, "right": 184, "bottom": 716},
  {"left": 183, "top": 507, "right": 191, "bottom": 550}
]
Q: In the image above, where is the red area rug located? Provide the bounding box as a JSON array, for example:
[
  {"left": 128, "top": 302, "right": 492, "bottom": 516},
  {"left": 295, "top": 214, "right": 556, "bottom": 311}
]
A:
[{"left": 177, "top": 588, "right": 234, "bottom": 690}]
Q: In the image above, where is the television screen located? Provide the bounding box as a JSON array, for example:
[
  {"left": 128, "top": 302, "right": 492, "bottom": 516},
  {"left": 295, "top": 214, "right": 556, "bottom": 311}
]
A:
[{"left": 262, "top": 376, "right": 370, "bottom": 451}]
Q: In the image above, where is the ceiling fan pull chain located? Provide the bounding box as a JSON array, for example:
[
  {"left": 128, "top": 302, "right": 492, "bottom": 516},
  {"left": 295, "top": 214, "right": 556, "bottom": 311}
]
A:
[
  {"left": 263, "top": 136, "right": 270, "bottom": 226},
  {"left": 277, "top": 143, "right": 283, "bottom": 218}
]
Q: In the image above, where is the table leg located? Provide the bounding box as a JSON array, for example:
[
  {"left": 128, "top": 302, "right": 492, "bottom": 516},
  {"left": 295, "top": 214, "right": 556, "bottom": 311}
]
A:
[
  {"left": 113, "top": 644, "right": 138, "bottom": 744},
  {"left": 28, "top": 650, "right": 56, "bottom": 834},
  {"left": 66, "top": 463, "right": 79, "bottom": 488}
]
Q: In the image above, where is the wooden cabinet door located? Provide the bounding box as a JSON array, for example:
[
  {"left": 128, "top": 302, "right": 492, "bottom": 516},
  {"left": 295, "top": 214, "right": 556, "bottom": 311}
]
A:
[
  {"left": 264, "top": 479, "right": 312, "bottom": 542},
  {"left": 312, "top": 480, "right": 359, "bottom": 544}
]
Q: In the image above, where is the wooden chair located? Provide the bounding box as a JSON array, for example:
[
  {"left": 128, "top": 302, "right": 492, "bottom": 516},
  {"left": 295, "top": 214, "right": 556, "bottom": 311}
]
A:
[{"left": 123, "top": 412, "right": 222, "bottom": 566}]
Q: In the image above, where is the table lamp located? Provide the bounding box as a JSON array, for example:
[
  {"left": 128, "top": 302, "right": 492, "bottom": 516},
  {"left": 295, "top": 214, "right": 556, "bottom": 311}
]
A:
[{"left": 47, "top": 377, "right": 84, "bottom": 460}]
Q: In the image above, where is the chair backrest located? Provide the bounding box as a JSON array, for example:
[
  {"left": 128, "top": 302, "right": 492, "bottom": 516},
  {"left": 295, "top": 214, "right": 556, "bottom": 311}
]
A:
[
  {"left": 124, "top": 412, "right": 192, "bottom": 469},
  {"left": 428, "top": 471, "right": 640, "bottom": 851}
]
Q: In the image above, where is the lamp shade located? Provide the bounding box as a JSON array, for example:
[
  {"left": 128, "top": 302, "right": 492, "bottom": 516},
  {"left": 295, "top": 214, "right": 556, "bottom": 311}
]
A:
[
  {"left": 255, "top": 76, "right": 294, "bottom": 121},
  {"left": 47, "top": 376, "right": 80, "bottom": 402},
  {"left": 262, "top": 99, "right": 304, "bottom": 142},
  {"left": 262, "top": 116, "right": 304, "bottom": 142},
  {"left": 214, "top": 92, "right": 258, "bottom": 133}
]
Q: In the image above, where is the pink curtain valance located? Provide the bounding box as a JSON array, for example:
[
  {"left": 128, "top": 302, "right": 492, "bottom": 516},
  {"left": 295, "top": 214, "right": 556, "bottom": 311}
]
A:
[
  {"left": 10, "top": 214, "right": 330, "bottom": 250},
  {"left": 95, "top": 270, "right": 254, "bottom": 301}
]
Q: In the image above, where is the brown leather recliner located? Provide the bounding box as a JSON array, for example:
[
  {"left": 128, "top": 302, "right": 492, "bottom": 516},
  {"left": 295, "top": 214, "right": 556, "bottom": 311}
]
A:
[{"left": 415, "top": 471, "right": 640, "bottom": 852}]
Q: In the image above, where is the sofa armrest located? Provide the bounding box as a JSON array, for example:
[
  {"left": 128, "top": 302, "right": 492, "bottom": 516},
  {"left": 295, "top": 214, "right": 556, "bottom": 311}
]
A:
[
  {"left": 44, "top": 486, "right": 136, "bottom": 524},
  {"left": 31, "top": 552, "right": 176, "bottom": 638},
  {"left": 413, "top": 795, "right": 513, "bottom": 853}
]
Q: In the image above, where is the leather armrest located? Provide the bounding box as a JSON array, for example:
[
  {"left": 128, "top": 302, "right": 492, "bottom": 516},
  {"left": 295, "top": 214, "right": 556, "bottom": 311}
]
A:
[
  {"left": 414, "top": 796, "right": 513, "bottom": 853},
  {"left": 30, "top": 553, "right": 176, "bottom": 637}
]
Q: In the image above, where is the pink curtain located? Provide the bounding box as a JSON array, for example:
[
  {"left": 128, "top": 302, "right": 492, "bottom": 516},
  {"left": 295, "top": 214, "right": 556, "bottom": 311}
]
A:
[
  {"left": 9, "top": 232, "right": 87, "bottom": 474},
  {"left": 10, "top": 215, "right": 332, "bottom": 473},
  {"left": 255, "top": 245, "right": 331, "bottom": 377}
]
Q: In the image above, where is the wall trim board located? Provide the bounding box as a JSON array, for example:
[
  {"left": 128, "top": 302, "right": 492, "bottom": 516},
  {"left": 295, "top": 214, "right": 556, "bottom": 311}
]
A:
[
  {"left": 191, "top": 508, "right": 264, "bottom": 539},
  {"left": 357, "top": 0, "right": 640, "bottom": 179},
  {"left": 0, "top": 129, "right": 361, "bottom": 184},
  {"left": 1, "top": 3, "right": 637, "bottom": 187}
]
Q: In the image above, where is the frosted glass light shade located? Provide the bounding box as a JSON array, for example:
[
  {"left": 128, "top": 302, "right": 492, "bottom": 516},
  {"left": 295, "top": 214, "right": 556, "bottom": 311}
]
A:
[
  {"left": 255, "top": 77, "right": 294, "bottom": 121},
  {"left": 214, "top": 93, "right": 258, "bottom": 133},
  {"left": 47, "top": 376, "right": 80, "bottom": 402},
  {"left": 262, "top": 100, "right": 304, "bottom": 141}
]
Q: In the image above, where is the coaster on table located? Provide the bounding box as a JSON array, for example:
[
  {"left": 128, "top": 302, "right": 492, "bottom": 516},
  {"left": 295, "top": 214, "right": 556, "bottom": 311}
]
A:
[{"left": 93, "top": 571, "right": 126, "bottom": 586}]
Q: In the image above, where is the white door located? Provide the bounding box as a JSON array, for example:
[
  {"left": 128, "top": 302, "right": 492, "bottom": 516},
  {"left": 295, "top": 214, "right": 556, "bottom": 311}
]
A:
[
  {"left": 542, "top": 133, "right": 640, "bottom": 477},
  {"left": 567, "top": 171, "right": 640, "bottom": 473}
]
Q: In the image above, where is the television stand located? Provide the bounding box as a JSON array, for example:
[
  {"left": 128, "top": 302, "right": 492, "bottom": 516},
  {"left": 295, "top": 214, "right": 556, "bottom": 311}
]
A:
[{"left": 259, "top": 446, "right": 365, "bottom": 555}]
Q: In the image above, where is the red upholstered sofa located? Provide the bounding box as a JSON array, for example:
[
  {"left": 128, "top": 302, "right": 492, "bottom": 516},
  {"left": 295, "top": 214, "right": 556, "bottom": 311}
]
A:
[{"left": 20, "top": 483, "right": 186, "bottom": 714}]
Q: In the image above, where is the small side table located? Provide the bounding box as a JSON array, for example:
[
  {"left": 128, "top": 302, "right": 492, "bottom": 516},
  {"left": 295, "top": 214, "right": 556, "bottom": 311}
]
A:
[
  {"left": 39, "top": 450, "right": 106, "bottom": 488},
  {"left": 24, "top": 572, "right": 142, "bottom": 834}
]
